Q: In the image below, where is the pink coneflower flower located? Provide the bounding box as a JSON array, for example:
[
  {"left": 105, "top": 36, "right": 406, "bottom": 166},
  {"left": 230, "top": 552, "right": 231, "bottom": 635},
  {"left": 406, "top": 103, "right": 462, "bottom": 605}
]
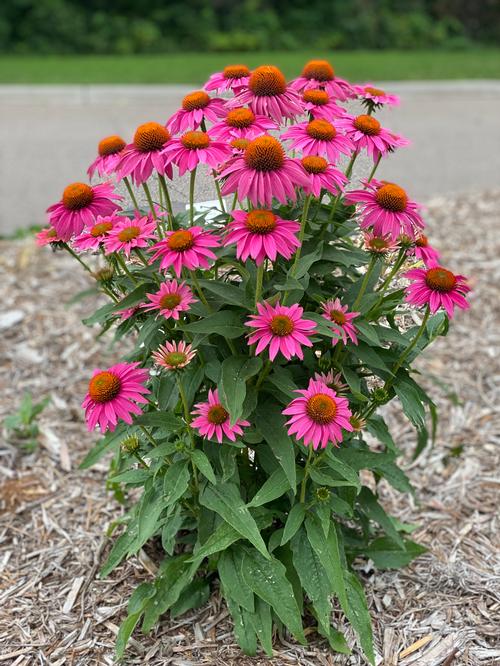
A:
[
  {"left": 314, "top": 370, "right": 348, "bottom": 394},
  {"left": 73, "top": 213, "right": 120, "bottom": 252},
  {"left": 36, "top": 226, "right": 64, "bottom": 246},
  {"left": 355, "top": 84, "right": 400, "bottom": 108},
  {"left": 227, "top": 65, "right": 303, "bottom": 122},
  {"left": 87, "top": 135, "right": 126, "bottom": 179},
  {"left": 142, "top": 280, "right": 196, "bottom": 320},
  {"left": 246, "top": 301, "right": 316, "bottom": 362},
  {"left": 301, "top": 156, "right": 347, "bottom": 197},
  {"left": 47, "top": 182, "right": 121, "bottom": 241},
  {"left": 149, "top": 226, "right": 220, "bottom": 276},
  {"left": 321, "top": 298, "right": 359, "bottom": 347},
  {"left": 117, "top": 122, "right": 172, "bottom": 185},
  {"left": 229, "top": 138, "right": 251, "bottom": 154},
  {"left": 363, "top": 231, "right": 399, "bottom": 255},
  {"left": 103, "top": 212, "right": 157, "bottom": 258},
  {"left": 161, "top": 129, "right": 231, "bottom": 176},
  {"left": 404, "top": 265, "right": 470, "bottom": 318},
  {"left": 210, "top": 107, "right": 277, "bottom": 141},
  {"left": 290, "top": 60, "right": 354, "bottom": 101},
  {"left": 282, "top": 378, "right": 353, "bottom": 449},
  {"left": 336, "top": 114, "right": 409, "bottom": 161},
  {"left": 410, "top": 233, "right": 441, "bottom": 266},
  {"left": 191, "top": 388, "right": 250, "bottom": 443},
  {"left": 118, "top": 306, "right": 141, "bottom": 321},
  {"left": 344, "top": 179, "right": 425, "bottom": 240},
  {"left": 301, "top": 89, "right": 347, "bottom": 120},
  {"left": 152, "top": 340, "right": 196, "bottom": 370},
  {"left": 281, "top": 119, "right": 355, "bottom": 162},
  {"left": 204, "top": 64, "right": 251, "bottom": 93},
  {"left": 167, "top": 91, "right": 226, "bottom": 134},
  {"left": 224, "top": 209, "right": 300, "bottom": 265},
  {"left": 219, "top": 135, "right": 309, "bottom": 207},
  {"left": 82, "top": 362, "right": 150, "bottom": 432}
]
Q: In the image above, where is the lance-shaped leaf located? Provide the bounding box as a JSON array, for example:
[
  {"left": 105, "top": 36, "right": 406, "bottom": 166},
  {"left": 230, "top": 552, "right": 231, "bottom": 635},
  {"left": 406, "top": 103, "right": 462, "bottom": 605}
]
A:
[{"left": 219, "top": 356, "right": 262, "bottom": 425}]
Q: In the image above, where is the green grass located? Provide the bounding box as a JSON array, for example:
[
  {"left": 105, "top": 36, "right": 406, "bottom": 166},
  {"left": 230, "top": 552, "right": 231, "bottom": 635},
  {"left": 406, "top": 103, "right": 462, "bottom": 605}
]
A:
[{"left": 1, "top": 50, "right": 499, "bottom": 84}]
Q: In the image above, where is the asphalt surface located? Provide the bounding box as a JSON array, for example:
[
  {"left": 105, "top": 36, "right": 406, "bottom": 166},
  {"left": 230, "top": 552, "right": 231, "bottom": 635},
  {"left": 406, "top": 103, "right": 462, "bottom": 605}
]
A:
[{"left": 0, "top": 81, "right": 499, "bottom": 235}]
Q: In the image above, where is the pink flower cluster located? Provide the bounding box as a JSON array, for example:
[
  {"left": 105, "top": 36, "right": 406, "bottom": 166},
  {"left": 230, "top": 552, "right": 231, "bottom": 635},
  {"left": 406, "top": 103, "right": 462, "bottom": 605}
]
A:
[{"left": 39, "top": 59, "right": 470, "bottom": 451}]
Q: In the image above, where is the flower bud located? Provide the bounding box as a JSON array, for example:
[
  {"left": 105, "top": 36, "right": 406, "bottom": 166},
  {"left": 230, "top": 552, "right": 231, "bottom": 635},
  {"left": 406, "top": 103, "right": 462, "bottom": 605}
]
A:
[
  {"left": 121, "top": 434, "right": 140, "bottom": 453},
  {"left": 315, "top": 486, "right": 331, "bottom": 502}
]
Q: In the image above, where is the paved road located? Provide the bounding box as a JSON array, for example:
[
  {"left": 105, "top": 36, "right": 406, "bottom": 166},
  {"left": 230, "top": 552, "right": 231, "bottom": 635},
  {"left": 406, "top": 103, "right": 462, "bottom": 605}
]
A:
[{"left": 1, "top": 81, "right": 499, "bottom": 235}]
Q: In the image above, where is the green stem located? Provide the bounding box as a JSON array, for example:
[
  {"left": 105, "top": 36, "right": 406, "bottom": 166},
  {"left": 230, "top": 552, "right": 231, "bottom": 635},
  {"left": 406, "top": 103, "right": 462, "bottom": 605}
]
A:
[
  {"left": 139, "top": 425, "right": 158, "bottom": 448},
  {"left": 213, "top": 171, "right": 226, "bottom": 213},
  {"left": 189, "top": 168, "right": 197, "bottom": 226},
  {"left": 115, "top": 253, "right": 138, "bottom": 284},
  {"left": 300, "top": 446, "right": 314, "bottom": 503},
  {"left": 133, "top": 451, "right": 150, "bottom": 469},
  {"left": 352, "top": 254, "right": 377, "bottom": 311},
  {"left": 376, "top": 248, "right": 407, "bottom": 294},
  {"left": 190, "top": 270, "right": 211, "bottom": 310},
  {"left": 385, "top": 306, "right": 430, "bottom": 391},
  {"left": 62, "top": 243, "right": 92, "bottom": 273},
  {"left": 327, "top": 192, "right": 341, "bottom": 225},
  {"left": 366, "top": 153, "right": 382, "bottom": 184},
  {"left": 344, "top": 151, "right": 359, "bottom": 179},
  {"left": 142, "top": 181, "right": 157, "bottom": 217},
  {"left": 176, "top": 374, "right": 192, "bottom": 426},
  {"left": 123, "top": 176, "right": 140, "bottom": 210},
  {"left": 255, "top": 361, "right": 272, "bottom": 390},
  {"left": 283, "top": 194, "right": 312, "bottom": 305},
  {"left": 158, "top": 174, "right": 174, "bottom": 224},
  {"left": 231, "top": 191, "right": 239, "bottom": 211},
  {"left": 254, "top": 263, "right": 264, "bottom": 309}
]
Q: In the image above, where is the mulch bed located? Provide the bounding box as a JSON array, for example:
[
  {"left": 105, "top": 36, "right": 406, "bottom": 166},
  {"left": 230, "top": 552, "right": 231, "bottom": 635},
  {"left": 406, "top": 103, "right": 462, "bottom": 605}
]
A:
[{"left": 0, "top": 190, "right": 499, "bottom": 665}]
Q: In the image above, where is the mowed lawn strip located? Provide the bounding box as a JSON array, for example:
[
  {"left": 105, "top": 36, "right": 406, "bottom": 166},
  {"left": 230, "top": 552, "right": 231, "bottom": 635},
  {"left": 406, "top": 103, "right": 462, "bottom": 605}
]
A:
[{"left": 1, "top": 50, "right": 499, "bottom": 84}]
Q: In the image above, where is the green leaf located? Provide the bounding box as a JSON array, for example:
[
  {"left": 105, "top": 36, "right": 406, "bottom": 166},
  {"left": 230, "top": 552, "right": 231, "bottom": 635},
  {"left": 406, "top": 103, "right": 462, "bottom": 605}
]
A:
[
  {"left": 220, "top": 356, "right": 262, "bottom": 425},
  {"left": 128, "top": 482, "right": 165, "bottom": 555},
  {"left": 255, "top": 402, "right": 296, "bottom": 489},
  {"left": 82, "top": 302, "right": 116, "bottom": 326},
  {"left": 355, "top": 320, "right": 381, "bottom": 346},
  {"left": 357, "top": 487, "right": 405, "bottom": 548},
  {"left": 293, "top": 243, "right": 323, "bottom": 279},
  {"left": 163, "top": 460, "right": 191, "bottom": 506},
  {"left": 365, "top": 537, "right": 427, "bottom": 569},
  {"left": 354, "top": 342, "right": 392, "bottom": 374},
  {"left": 343, "top": 571, "right": 375, "bottom": 666},
  {"left": 189, "top": 520, "right": 241, "bottom": 564},
  {"left": 109, "top": 468, "right": 150, "bottom": 485},
  {"left": 241, "top": 549, "right": 306, "bottom": 644},
  {"left": 111, "top": 283, "right": 152, "bottom": 313},
  {"left": 142, "top": 556, "right": 198, "bottom": 632},
  {"left": 200, "top": 484, "right": 270, "bottom": 559},
  {"left": 323, "top": 452, "right": 361, "bottom": 489},
  {"left": 310, "top": 466, "right": 359, "bottom": 488},
  {"left": 225, "top": 596, "right": 257, "bottom": 656},
  {"left": 248, "top": 467, "right": 291, "bottom": 507},
  {"left": 218, "top": 548, "right": 254, "bottom": 612},
  {"left": 281, "top": 503, "right": 306, "bottom": 545},
  {"left": 182, "top": 310, "right": 245, "bottom": 339},
  {"left": 79, "top": 425, "right": 129, "bottom": 469},
  {"left": 265, "top": 366, "right": 298, "bottom": 400},
  {"left": 196, "top": 279, "right": 252, "bottom": 309},
  {"left": 100, "top": 527, "right": 137, "bottom": 577},
  {"left": 333, "top": 448, "right": 413, "bottom": 495},
  {"left": 134, "top": 411, "right": 184, "bottom": 431},
  {"left": 161, "top": 505, "right": 184, "bottom": 555},
  {"left": 305, "top": 515, "right": 348, "bottom": 610},
  {"left": 115, "top": 612, "right": 142, "bottom": 659},
  {"left": 394, "top": 380, "right": 426, "bottom": 428},
  {"left": 366, "top": 415, "right": 398, "bottom": 453},
  {"left": 170, "top": 579, "right": 210, "bottom": 618},
  {"left": 250, "top": 598, "right": 273, "bottom": 657},
  {"left": 191, "top": 449, "right": 217, "bottom": 485}
]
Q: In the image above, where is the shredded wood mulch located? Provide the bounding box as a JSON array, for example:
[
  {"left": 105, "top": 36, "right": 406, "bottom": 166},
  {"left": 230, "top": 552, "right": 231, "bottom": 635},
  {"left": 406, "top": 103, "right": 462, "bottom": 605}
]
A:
[{"left": 0, "top": 190, "right": 499, "bottom": 666}]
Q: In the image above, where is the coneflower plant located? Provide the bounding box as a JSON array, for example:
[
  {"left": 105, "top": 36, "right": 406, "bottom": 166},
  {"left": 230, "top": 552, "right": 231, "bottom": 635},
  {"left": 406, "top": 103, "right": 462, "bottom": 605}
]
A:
[{"left": 40, "top": 59, "right": 470, "bottom": 663}]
